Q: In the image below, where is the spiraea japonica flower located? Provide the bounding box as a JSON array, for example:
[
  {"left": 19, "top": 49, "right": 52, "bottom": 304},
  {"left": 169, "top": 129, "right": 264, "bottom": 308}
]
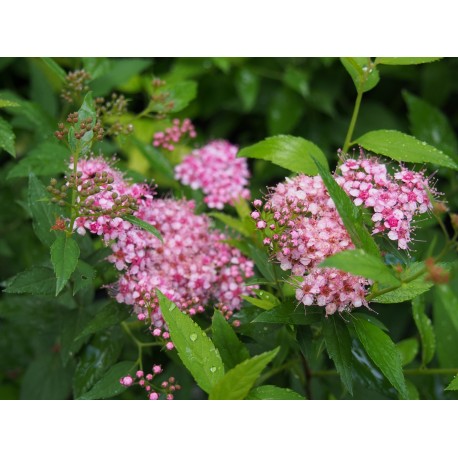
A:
[
  {"left": 253, "top": 154, "right": 437, "bottom": 315},
  {"left": 153, "top": 118, "right": 196, "bottom": 151},
  {"left": 72, "top": 157, "right": 254, "bottom": 337},
  {"left": 175, "top": 140, "right": 251, "bottom": 209}
]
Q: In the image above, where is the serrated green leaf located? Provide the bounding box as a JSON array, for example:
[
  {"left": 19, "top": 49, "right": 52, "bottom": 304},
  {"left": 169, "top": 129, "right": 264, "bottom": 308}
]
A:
[
  {"left": 377, "top": 57, "right": 441, "bottom": 66},
  {"left": 352, "top": 316, "right": 408, "bottom": 399},
  {"left": 319, "top": 249, "right": 399, "bottom": 286},
  {"left": 90, "top": 58, "right": 152, "bottom": 96},
  {"left": 403, "top": 91, "right": 458, "bottom": 159},
  {"left": 76, "top": 301, "right": 130, "bottom": 341},
  {"left": 238, "top": 135, "right": 329, "bottom": 175},
  {"left": 445, "top": 375, "right": 458, "bottom": 391},
  {"left": 71, "top": 260, "right": 96, "bottom": 295},
  {"left": 28, "top": 173, "right": 57, "bottom": 247},
  {"left": 8, "top": 141, "right": 70, "bottom": 179},
  {"left": 313, "top": 158, "right": 380, "bottom": 257},
  {"left": 253, "top": 302, "right": 321, "bottom": 325},
  {"left": 373, "top": 276, "right": 433, "bottom": 303},
  {"left": 4, "top": 266, "right": 56, "bottom": 296},
  {"left": 68, "top": 92, "right": 96, "bottom": 154},
  {"left": 40, "top": 57, "right": 67, "bottom": 82},
  {"left": 246, "top": 385, "right": 305, "bottom": 400},
  {"left": 148, "top": 80, "right": 197, "bottom": 114},
  {"left": 78, "top": 361, "right": 137, "bottom": 400},
  {"left": 412, "top": 295, "right": 435, "bottom": 366},
  {"left": 355, "top": 129, "right": 458, "bottom": 170},
  {"left": 73, "top": 327, "right": 123, "bottom": 398},
  {"left": 50, "top": 233, "right": 80, "bottom": 296},
  {"left": 341, "top": 58, "right": 380, "bottom": 93},
  {"left": 122, "top": 214, "right": 163, "bottom": 241},
  {"left": 0, "top": 116, "right": 15, "bottom": 157},
  {"left": 322, "top": 315, "right": 354, "bottom": 395},
  {"left": 209, "top": 348, "right": 279, "bottom": 400},
  {"left": 396, "top": 338, "right": 419, "bottom": 366},
  {"left": 157, "top": 291, "right": 224, "bottom": 394},
  {"left": 235, "top": 68, "right": 259, "bottom": 111},
  {"left": 212, "top": 310, "right": 250, "bottom": 371}
]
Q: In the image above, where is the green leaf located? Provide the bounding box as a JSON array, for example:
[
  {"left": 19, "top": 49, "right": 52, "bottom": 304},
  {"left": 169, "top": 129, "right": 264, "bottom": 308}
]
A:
[
  {"left": 50, "top": 233, "right": 80, "bottom": 296},
  {"left": 78, "top": 361, "right": 137, "bottom": 400},
  {"left": 212, "top": 310, "right": 250, "bottom": 371},
  {"left": 0, "top": 99, "right": 20, "bottom": 108},
  {"left": 8, "top": 141, "right": 70, "bottom": 179},
  {"left": 40, "top": 57, "right": 67, "bottom": 82},
  {"left": 283, "top": 67, "right": 309, "bottom": 98},
  {"left": 20, "top": 353, "right": 73, "bottom": 400},
  {"left": 4, "top": 266, "right": 56, "bottom": 296},
  {"left": 253, "top": 302, "right": 321, "bottom": 325},
  {"left": 68, "top": 92, "right": 96, "bottom": 154},
  {"left": 148, "top": 80, "right": 197, "bottom": 113},
  {"left": 313, "top": 158, "right": 380, "bottom": 257},
  {"left": 396, "top": 338, "right": 419, "bottom": 366},
  {"left": 73, "top": 327, "right": 123, "bottom": 398},
  {"left": 82, "top": 57, "right": 110, "bottom": 79},
  {"left": 319, "top": 249, "right": 400, "bottom": 286},
  {"left": 210, "top": 212, "right": 250, "bottom": 237},
  {"left": 412, "top": 295, "right": 435, "bottom": 366},
  {"left": 157, "top": 291, "right": 224, "bottom": 394},
  {"left": 403, "top": 91, "right": 458, "bottom": 159},
  {"left": 352, "top": 316, "right": 408, "bottom": 399},
  {"left": 445, "top": 375, "right": 458, "bottom": 391},
  {"left": 322, "top": 315, "right": 354, "bottom": 395},
  {"left": 71, "top": 260, "right": 96, "bottom": 295},
  {"left": 122, "top": 214, "right": 163, "bottom": 242},
  {"left": 249, "top": 245, "right": 276, "bottom": 283},
  {"left": 28, "top": 173, "right": 57, "bottom": 247},
  {"left": 377, "top": 57, "right": 441, "bottom": 66},
  {"left": 434, "top": 284, "right": 458, "bottom": 332},
  {"left": 76, "top": 301, "right": 130, "bottom": 341},
  {"left": 131, "top": 138, "right": 174, "bottom": 180},
  {"left": 268, "top": 87, "right": 304, "bottom": 135},
  {"left": 242, "top": 295, "right": 277, "bottom": 311},
  {"left": 355, "top": 129, "right": 458, "bottom": 170},
  {"left": 0, "top": 116, "right": 15, "bottom": 157},
  {"left": 238, "top": 135, "right": 329, "bottom": 175},
  {"left": 246, "top": 385, "right": 305, "bottom": 400},
  {"left": 235, "top": 68, "right": 260, "bottom": 111},
  {"left": 434, "top": 285, "right": 458, "bottom": 368},
  {"left": 209, "top": 348, "right": 279, "bottom": 400},
  {"left": 90, "top": 58, "right": 152, "bottom": 96},
  {"left": 340, "top": 58, "right": 380, "bottom": 93}
]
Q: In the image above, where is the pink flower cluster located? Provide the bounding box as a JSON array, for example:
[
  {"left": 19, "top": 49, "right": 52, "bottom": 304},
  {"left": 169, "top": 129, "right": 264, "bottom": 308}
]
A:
[
  {"left": 253, "top": 155, "right": 437, "bottom": 315},
  {"left": 175, "top": 140, "right": 251, "bottom": 209},
  {"left": 153, "top": 118, "right": 196, "bottom": 151},
  {"left": 252, "top": 175, "right": 370, "bottom": 315},
  {"left": 120, "top": 365, "right": 181, "bottom": 400},
  {"left": 73, "top": 158, "right": 254, "bottom": 336},
  {"left": 335, "top": 156, "right": 435, "bottom": 249}
]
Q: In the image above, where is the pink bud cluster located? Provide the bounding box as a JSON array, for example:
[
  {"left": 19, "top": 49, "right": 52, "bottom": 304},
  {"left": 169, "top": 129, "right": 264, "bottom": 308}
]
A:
[
  {"left": 253, "top": 175, "right": 371, "bottom": 315},
  {"left": 175, "top": 140, "right": 251, "bottom": 209},
  {"left": 153, "top": 118, "right": 196, "bottom": 151},
  {"left": 73, "top": 158, "right": 255, "bottom": 336},
  {"left": 335, "top": 156, "right": 436, "bottom": 249},
  {"left": 120, "top": 365, "right": 181, "bottom": 400}
]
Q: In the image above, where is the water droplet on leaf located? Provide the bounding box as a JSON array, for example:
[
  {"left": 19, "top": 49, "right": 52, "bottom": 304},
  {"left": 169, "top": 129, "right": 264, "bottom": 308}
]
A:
[
  {"left": 190, "top": 333, "right": 197, "bottom": 341},
  {"left": 168, "top": 303, "right": 176, "bottom": 311},
  {"left": 210, "top": 366, "right": 217, "bottom": 373}
]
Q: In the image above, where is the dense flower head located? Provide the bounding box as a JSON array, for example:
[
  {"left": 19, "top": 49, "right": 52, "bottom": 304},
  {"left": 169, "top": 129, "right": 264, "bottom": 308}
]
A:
[
  {"left": 255, "top": 174, "right": 371, "bottom": 315},
  {"left": 335, "top": 155, "right": 436, "bottom": 249},
  {"left": 174, "top": 140, "right": 251, "bottom": 209},
  {"left": 73, "top": 157, "right": 254, "bottom": 335},
  {"left": 253, "top": 154, "right": 437, "bottom": 315},
  {"left": 153, "top": 118, "right": 196, "bottom": 151}
]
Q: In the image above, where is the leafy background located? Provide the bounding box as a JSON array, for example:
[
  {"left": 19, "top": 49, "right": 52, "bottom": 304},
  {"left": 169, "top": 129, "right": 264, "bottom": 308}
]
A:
[{"left": 1, "top": 57, "right": 457, "bottom": 400}]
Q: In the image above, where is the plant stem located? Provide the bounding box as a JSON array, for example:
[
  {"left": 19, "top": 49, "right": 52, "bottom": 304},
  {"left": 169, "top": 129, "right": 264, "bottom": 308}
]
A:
[{"left": 342, "top": 90, "right": 363, "bottom": 154}]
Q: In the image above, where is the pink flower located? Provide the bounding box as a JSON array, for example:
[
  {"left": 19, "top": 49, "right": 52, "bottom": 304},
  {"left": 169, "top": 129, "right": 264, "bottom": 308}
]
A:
[
  {"left": 175, "top": 140, "right": 251, "bottom": 209},
  {"left": 153, "top": 118, "right": 196, "bottom": 151}
]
